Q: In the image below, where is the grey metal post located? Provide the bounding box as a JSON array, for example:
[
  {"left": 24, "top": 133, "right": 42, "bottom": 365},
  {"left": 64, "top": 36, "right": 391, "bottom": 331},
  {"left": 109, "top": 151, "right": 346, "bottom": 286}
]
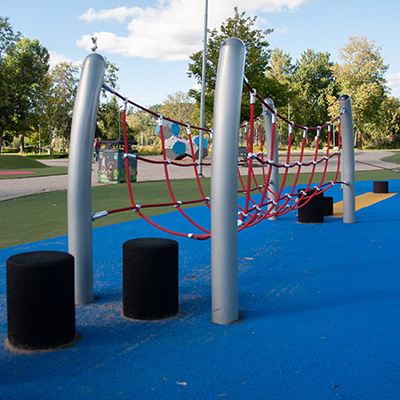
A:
[
  {"left": 68, "top": 53, "right": 106, "bottom": 304},
  {"left": 198, "top": 0, "right": 208, "bottom": 177},
  {"left": 211, "top": 38, "right": 246, "bottom": 325},
  {"left": 339, "top": 94, "right": 356, "bottom": 224},
  {"left": 262, "top": 99, "right": 279, "bottom": 219}
]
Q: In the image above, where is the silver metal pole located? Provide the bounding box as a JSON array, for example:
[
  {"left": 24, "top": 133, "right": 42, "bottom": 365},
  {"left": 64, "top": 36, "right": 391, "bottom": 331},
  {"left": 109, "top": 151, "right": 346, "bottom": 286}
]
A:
[
  {"left": 198, "top": 0, "right": 208, "bottom": 177},
  {"left": 68, "top": 53, "right": 106, "bottom": 304},
  {"left": 262, "top": 98, "right": 279, "bottom": 220},
  {"left": 118, "top": 106, "right": 121, "bottom": 142},
  {"left": 211, "top": 38, "right": 246, "bottom": 325},
  {"left": 339, "top": 94, "right": 355, "bottom": 224}
]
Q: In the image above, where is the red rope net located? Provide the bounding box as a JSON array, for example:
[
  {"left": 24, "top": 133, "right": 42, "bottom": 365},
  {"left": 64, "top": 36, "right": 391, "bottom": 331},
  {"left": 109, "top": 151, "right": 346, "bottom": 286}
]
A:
[{"left": 93, "top": 82, "right": 344, "bottom": 239}]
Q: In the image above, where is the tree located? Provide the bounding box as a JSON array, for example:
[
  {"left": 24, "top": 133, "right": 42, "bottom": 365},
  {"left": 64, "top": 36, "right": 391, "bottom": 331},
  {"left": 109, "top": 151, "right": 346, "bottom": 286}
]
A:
[
  {"left": 291, "top": 49, "right": 336, "bottom": 140},
  {"left": 159, "top": 91, "right": 196, "bottom": 138},
  {"left": 332, "top": 36, "right": 389, "bottom": 148},
  {"left": 41, "top": 62, "right": 79, "bottom": 153},
  {"left": 3, "top": 37, "right": 50, "bottom": 151},
  {"left": 97, "top": 96, "right": 122, "bottom": 140},
  {"left": 126, "top": 104, "right": 162, "bottom": 147},
  {"left": 188, "top": 7, "right": 273, "bottom": 123},
  {"left": 377, "top": 96, "right": 400, "bottom": 147},
  {"left": 0, "top": 17, "right": 20, "bottom": 153},
  {"left": 266, "top": 48, "right": 294, "bottom": 83},
  {"left": 97, "top": 96, "right": 135, "bottom": 141}
]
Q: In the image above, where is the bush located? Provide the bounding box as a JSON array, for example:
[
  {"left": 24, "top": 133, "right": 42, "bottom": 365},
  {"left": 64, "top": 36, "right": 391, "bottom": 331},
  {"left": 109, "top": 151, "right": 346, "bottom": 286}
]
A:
[
  {"left": 135, "top": 145, "right": 163, "bottom": 156},
  {"left": 2, "top": 148, "right": 19, "bottom": 154}
]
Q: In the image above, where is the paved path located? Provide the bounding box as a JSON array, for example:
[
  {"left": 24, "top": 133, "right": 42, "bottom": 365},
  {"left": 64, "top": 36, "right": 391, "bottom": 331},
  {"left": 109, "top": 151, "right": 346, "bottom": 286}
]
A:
[{"left": 0, "top": 150, "right": 398, "bottom": 201}]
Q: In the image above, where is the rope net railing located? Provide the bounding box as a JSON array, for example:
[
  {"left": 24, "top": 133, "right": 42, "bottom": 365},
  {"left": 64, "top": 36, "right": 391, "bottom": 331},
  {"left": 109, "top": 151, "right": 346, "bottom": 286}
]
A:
[{"left": 92, "top": 80, "right": 345, "bottom": 239}]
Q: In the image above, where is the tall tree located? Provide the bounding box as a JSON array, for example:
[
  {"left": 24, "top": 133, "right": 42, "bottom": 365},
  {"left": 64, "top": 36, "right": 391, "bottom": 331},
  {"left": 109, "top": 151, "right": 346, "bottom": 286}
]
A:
[
  {"left": 188, "top": 7, "right": 273, "bottom": 123},
  {"left": 0, "top": 17, "right": 20, "bottom": 153},
  {"left": 42, "top": 62, "right": 79, "bottom": 153},
  {"left": 3, "top": 37, "right": 50, "bottom": 151},
  {"left": 159, "top": 91, "right": 196, "bottom": 138},
  {"left": 291, "top": 49, "right": 336, "bottom": 138},
  {"left": 332, "top": 36, "right": 389, "bottom": 148},
  {"left": 266, "top": 48, "right": 294, "bottom": 83}
]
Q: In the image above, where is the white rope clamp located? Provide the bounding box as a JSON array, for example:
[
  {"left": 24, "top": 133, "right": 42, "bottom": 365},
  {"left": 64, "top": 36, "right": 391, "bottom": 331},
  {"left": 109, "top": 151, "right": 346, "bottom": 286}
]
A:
[
  {"left": 303, "top": 127, "right": 308, "bottom": 138},
  {"left": 102, "top": 82, "right": 116, "bottom": 95},
  {"left": 238, "top": 211, "right": 248, "bottom": 219},
  {"left": 92, "top": 210, "right": 108, "bottom": 221},
  {"left": 174, "top": 201, "right": 182, "bottom": 208},
  {"left": 250, "top": 89, "right": 257, "bottom": 105}
]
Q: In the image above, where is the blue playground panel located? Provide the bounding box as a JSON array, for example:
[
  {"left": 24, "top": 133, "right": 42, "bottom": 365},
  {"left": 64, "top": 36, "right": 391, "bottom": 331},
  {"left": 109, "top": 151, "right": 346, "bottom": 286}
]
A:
[{"left": 0, "top": 179, "right": 400, "bottom": 399}]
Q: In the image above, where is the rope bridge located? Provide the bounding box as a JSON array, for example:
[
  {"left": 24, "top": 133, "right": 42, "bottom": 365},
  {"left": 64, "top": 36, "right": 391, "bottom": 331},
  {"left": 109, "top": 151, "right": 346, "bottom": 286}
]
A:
[
  {"left": 68, "top": 40, "right": 355, "bottom": 319},
  {"left": 92, "top": 79, "right": 344, "bottom": 240}
]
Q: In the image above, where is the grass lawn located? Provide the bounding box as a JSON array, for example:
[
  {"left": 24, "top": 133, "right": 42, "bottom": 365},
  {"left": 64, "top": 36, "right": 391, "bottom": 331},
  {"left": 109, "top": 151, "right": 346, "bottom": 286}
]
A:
[
  {"left": 382, "top": 152, "right": 400, "bottom": 165},
  {"left": 0, "top": 154, "right": 67, "bottom": 178},
  {"left": 1, "top": 169, "right": 400, "bottom": 249}
]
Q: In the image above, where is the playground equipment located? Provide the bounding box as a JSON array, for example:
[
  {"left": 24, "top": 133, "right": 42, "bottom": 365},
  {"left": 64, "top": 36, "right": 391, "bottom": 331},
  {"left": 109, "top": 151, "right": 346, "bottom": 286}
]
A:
[
  {"left": 68, "top": 53, "right": 105, "bottom": 305},
  {"left": 155, "top": 118, "right": 209, "bottom": 160},
  {"left": 186, "top": 135, "right": 208, "bottom": 159},
  {"left": 67, "top": 39, "right": 355, "bottom": 323}
]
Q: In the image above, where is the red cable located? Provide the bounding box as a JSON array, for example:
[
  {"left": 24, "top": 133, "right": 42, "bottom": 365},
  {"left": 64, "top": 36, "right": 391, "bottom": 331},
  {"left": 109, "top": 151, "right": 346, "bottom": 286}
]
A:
[{"left": 159, "top": 122, "right": 210, "bottom": 234}]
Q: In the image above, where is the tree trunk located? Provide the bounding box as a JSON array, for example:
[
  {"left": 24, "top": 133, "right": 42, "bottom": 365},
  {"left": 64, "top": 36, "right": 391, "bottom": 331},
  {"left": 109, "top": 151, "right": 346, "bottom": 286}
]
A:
[{"left": 20, "top": 135, "right": 25, "bottom": 153}]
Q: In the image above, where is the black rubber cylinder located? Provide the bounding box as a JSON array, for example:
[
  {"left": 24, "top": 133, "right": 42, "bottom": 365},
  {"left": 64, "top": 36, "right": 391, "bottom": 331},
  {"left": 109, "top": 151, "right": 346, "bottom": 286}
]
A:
[
  {"left": 123, "top": 238, "right": 179, "bottom": 320},
  {"left": 298, "top": 189, "right": 324, "bottom": 223},
  {"left": 6, "top": 251, "right": 76, "bottom": 352},
  {"left": 324, "top": 196, "right": 334, "bottom": 216},
  {"left": 373, "top": 180, "right": 389, "bottom": 193}
]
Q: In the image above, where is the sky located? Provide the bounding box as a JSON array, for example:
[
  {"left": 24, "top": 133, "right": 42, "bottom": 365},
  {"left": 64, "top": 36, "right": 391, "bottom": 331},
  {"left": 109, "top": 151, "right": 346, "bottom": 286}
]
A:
[{"left": 3, "top": 0, "right": 400, "bottom": 108}]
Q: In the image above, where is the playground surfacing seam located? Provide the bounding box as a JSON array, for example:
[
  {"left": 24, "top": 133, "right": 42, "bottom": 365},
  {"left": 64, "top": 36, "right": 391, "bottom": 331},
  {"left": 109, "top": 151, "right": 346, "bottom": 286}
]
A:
[{"left": 0, "top": 179, "right": 400, "bottom": 399}]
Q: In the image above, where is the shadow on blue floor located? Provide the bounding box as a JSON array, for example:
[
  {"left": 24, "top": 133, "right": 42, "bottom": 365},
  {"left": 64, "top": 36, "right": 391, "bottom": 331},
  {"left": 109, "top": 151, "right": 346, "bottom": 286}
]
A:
[{"left": 1, "top": 180, "right": 400, "bottom": 399}]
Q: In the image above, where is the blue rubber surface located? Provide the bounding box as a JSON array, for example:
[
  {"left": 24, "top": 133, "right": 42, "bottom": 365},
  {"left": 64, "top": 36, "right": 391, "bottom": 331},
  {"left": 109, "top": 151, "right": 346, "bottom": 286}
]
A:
[{"left": 1, "top": 180, "right": 400, "bottom": 399}]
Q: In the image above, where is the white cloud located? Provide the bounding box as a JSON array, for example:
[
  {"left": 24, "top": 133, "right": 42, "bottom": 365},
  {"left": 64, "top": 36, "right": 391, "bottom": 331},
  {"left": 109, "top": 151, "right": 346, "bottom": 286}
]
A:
[
  {"left": 48, "top": 51, "right": 81, "bottom": 69},
  {"left": 76, "top": 0, "right": 308, "bottom": 62},
  {"left": 273, "top": 25, "right": 289, "bottom": 35},
  {"left": 387, "top": 72, "right": 400, "bottom": 97},
  {"left": 79, "top": 7, "right": 144, "bottom": 24}
]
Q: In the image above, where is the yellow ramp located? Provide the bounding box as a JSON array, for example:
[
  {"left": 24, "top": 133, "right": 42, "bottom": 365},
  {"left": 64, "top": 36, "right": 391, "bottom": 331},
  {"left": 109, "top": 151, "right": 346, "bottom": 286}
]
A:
[{"left": 332, "top": 192, "right": 396, "bottom": 218}]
